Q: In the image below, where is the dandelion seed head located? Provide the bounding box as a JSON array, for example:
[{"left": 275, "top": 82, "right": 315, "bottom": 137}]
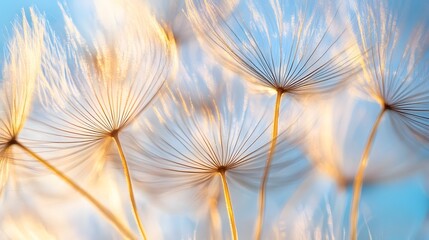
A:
[
  {"left": 187, "top": 0, "right": 360, "bottom": 96},
  {"left": 352, "top": 0, "right": 429, "bottom": 146},
  {"left": 29, "top": 0, "right": 177, "bottom": 177},
  {"left": 129, "top": 63, "right": 308, "bottom": 213},
  {"left": 0, "top": 9, "right": 48, "bottom": 195},
  {"left": 0, "top": 9, "right": 45, "bottom": 142}
]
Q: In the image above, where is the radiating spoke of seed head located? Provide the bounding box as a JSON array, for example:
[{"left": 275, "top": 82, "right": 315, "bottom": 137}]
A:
[
  {"left": 186, "top": 0, "right": 360, "bottom": 95},
  {"left": 352, "top": 0, "right": 429, "bottom": 147}
]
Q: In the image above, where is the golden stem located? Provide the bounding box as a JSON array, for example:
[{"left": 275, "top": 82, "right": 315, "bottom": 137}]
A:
[
  {"left": 255, "top": 90, "right": 283, "bottom": 240},
  {"left": 14, "top": 141, "right": 136, "bottom": 240},
  {"left": 219, "top": 170, "right": 238, "bottom": 240},
  {"left": 112, "top": 134, "right": 147, "bottom": 240},
  {"left": 350, "top": 108, "right": 385, "bottom": 240}
]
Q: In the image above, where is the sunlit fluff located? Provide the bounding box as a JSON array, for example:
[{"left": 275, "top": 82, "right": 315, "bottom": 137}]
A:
[
  {"left": 352, "top": 0, "right": 429, "bottom": 145},
  {"left": 186, "top": 0, "right": 359, "bottom": 95},
  {"left": 34, "top": 1, "right": 176, "bottom": 172},
  {"left": 0, "top": 9, "right": 46, "bottom": 196},
  {"left": 28, "top": 2, "right": 177, "bottom": 238}
]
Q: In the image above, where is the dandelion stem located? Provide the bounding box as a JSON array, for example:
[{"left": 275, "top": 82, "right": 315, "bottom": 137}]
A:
[
  {"left": 350, "top": 107, "right": 385, "bottom": 240},
  {"left": 13, "top": 141, "right": 136, "bottom": 240},
  {"left": 219, "top": 170, "right": 238, "bottom": 240},
  {"left": 255, "top": 89, "right": 283, "bottom": 240},
  {"left": 112, "top": 134, "right": 147, "bottom": 240}
]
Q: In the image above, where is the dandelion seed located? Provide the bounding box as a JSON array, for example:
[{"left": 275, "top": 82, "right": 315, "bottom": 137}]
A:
[
  {"left": 129, "top": 69, "right": 307, "bottom": 240},
  {"left": 186, "top": 0, "right": 360, "bottom": 237},
  {"left": 187, "top": 0, "right": 358, "bottom": 95},
  {"left": 349, "top": 1, "right": 429, "bottom": 239},
  {"left": 32, "top": 1, "right": 176, "bottom": 238},
  {"left": 0, "top": 8, "right": 135, "bottom": 239},
  {"left": 0, "top": 8, "right": 46, "bottom": 198}
]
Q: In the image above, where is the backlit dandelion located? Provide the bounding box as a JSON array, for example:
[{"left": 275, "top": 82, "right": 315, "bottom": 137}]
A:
[
  {"left": 129, "top": 70, "right": 307, "bottom": 240},
  {"left": 34, "top": 1, "right": 176, "bottom": 238},
  {"left": 349, "top": 1, "right": 429, "bottom": 239},
  {"left": 186, "top": 0, "right": 360, "bottom": 237},
  {"left": 0, "top": 8, "right": 135, "bottom": 239},
  {"left": 0, "top": 10, "right": 44, "bottom": 192}
]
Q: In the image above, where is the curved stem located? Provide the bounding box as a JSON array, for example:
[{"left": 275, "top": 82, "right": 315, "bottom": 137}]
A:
[
  {"left": 14, "top": 141, "right": 136, "bottom": 240},
  {"left": 112, "top": 134, "right": 147, "bottom": 240},
  {"left": 350, "top": 108, "right": 385, "bottom": 240},
  {"left": 255, "top": 90, "right": 283, "bottom": 240},
  {"left": 219, "top": 170, "right": 238, "bottom": 240}
]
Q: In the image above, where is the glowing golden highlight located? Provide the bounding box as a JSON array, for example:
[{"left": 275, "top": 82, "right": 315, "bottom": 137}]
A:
[
  {"left": 350, "top": 108, "right": 385, "bottom": 240},
  {"left": 112, "top": 134, "right": 147, "bottom": 240},
  {"left": 255, "top": 90, "right": 283, "bottom": 240},
  {"left": 218, "top": 169, "right": 238, "bottom": 240}
]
